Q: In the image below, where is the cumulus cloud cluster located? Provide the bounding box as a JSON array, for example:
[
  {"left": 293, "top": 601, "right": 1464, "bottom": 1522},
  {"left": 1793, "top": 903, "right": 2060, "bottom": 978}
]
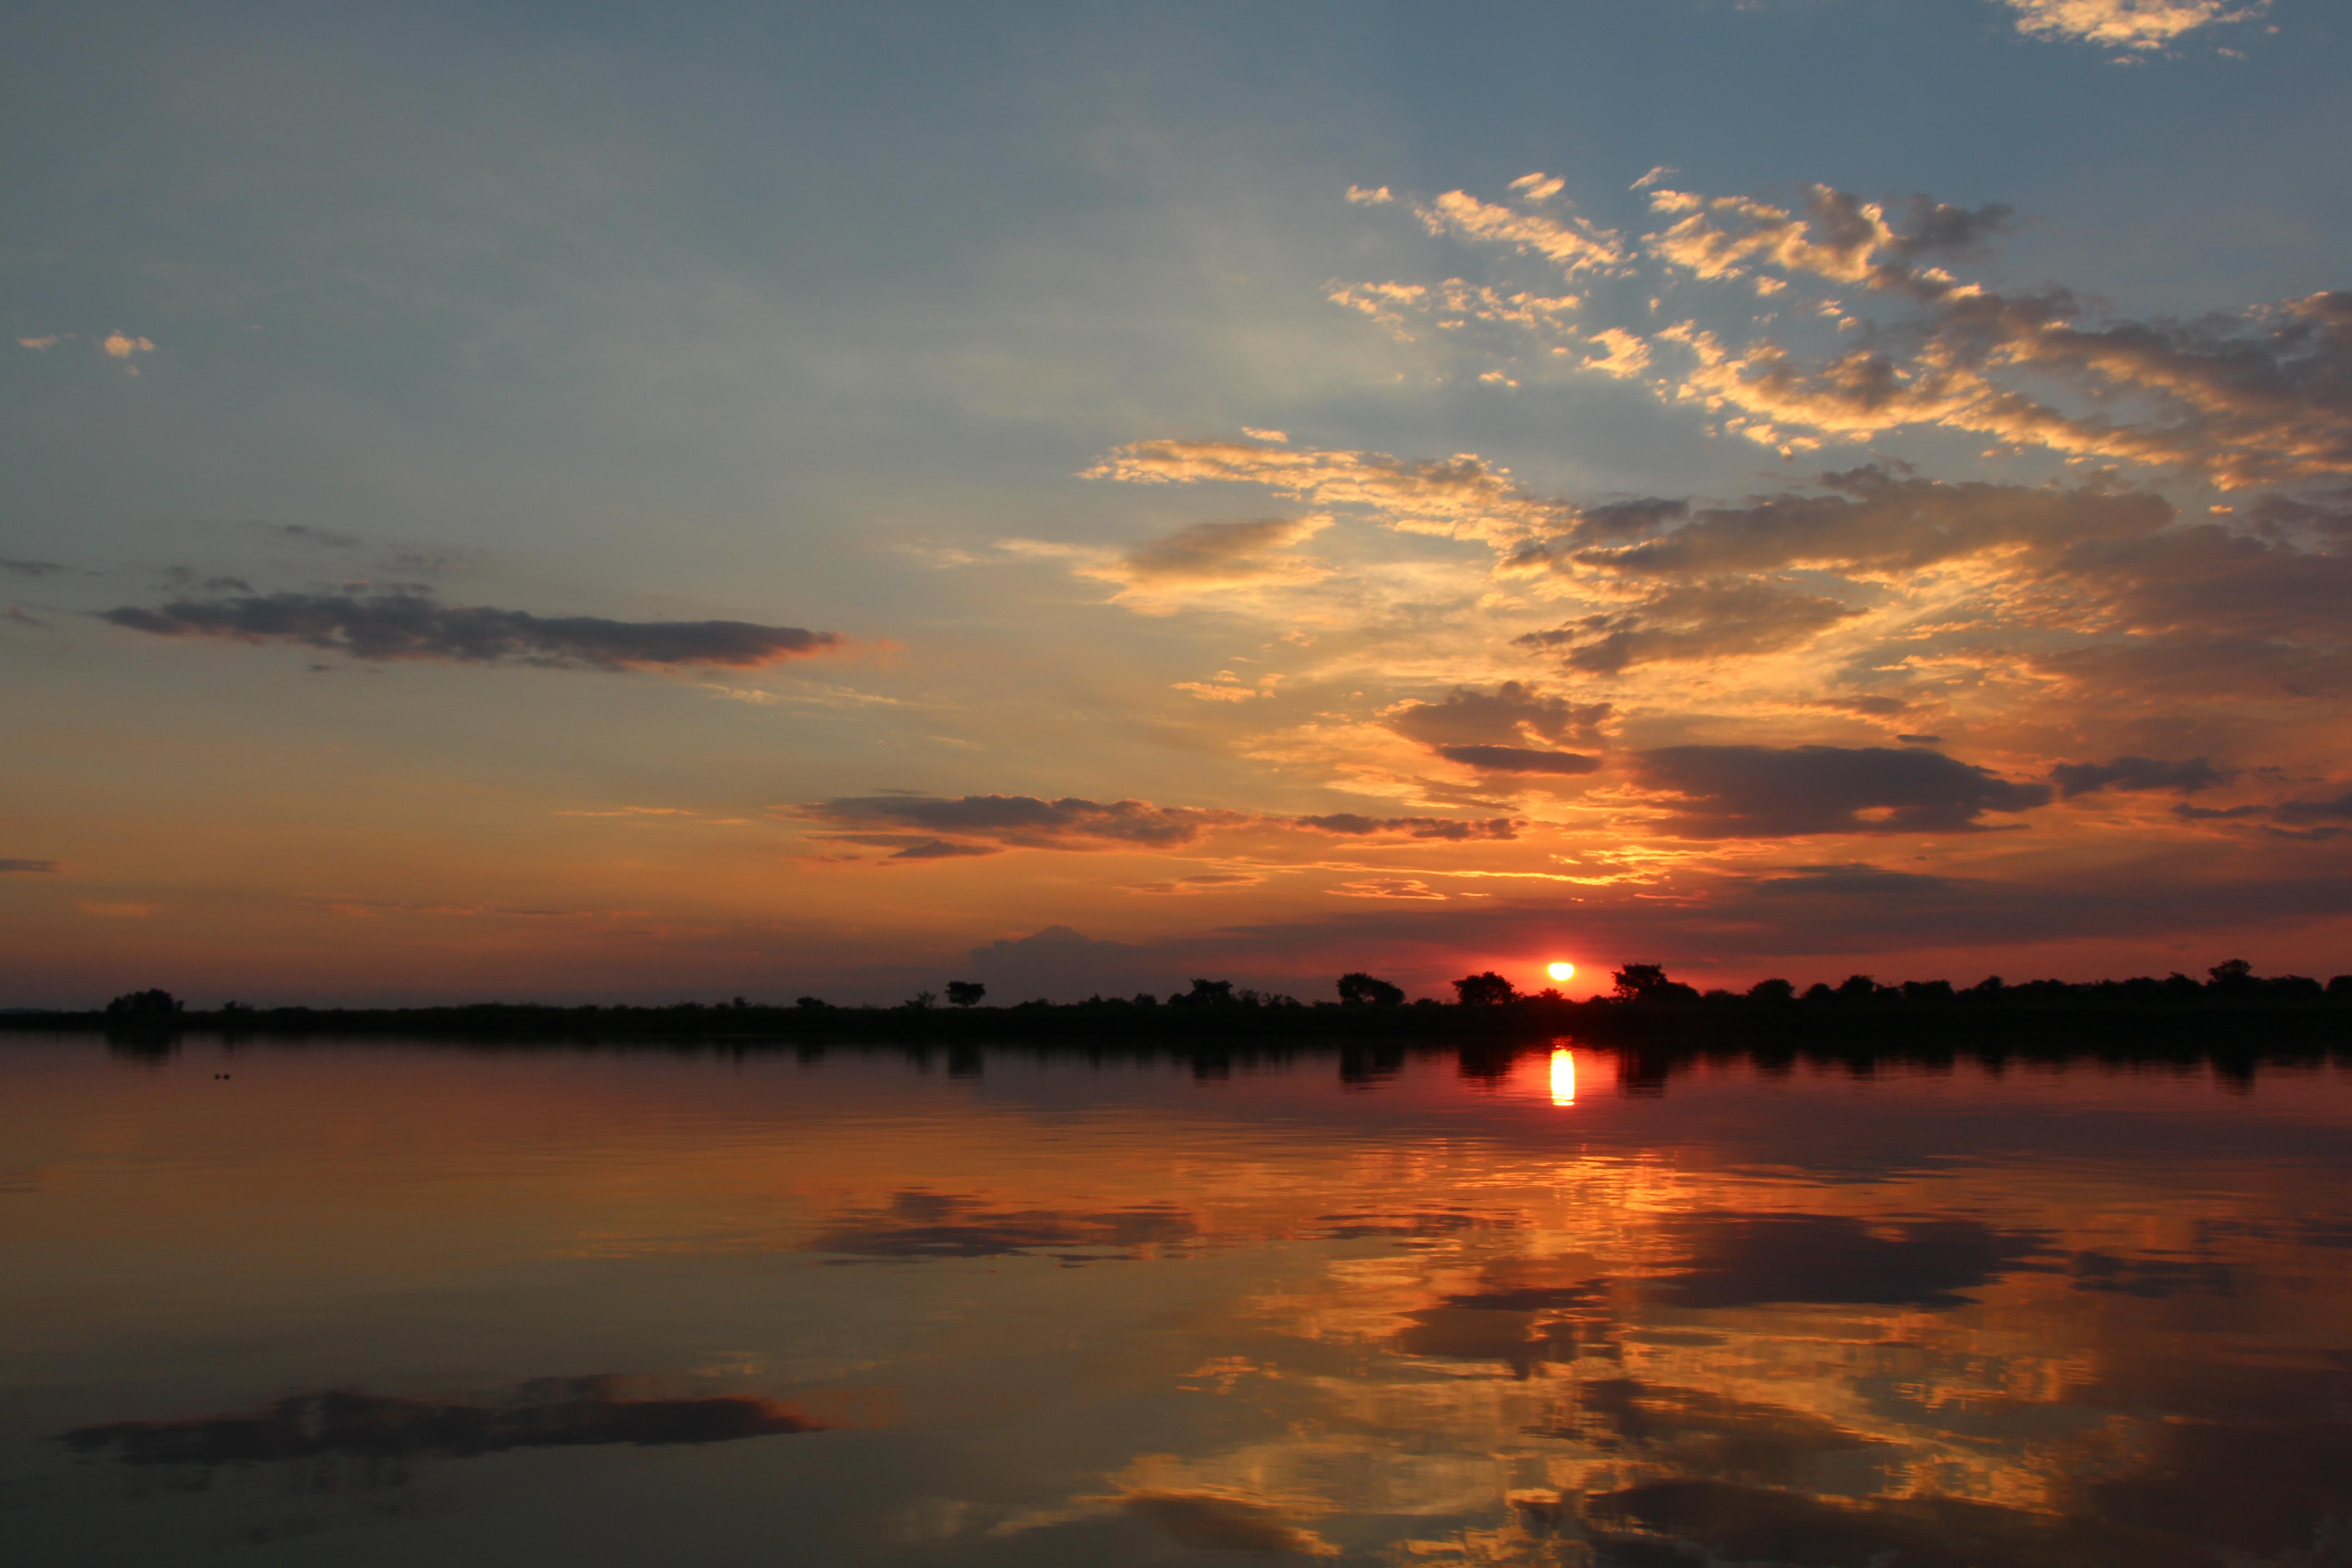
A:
[
  {"left": 1633, "top": 745, "right": 2051, "bottom": 838},
  {"left": 1996, "top": 0, "right": 2270, "bottom": 51},
  {"left": 1328, "top": 169, "right": 2350, "bottom": 488},
  {"left": 1381, "top": 682, "right": 1610, "bottom": 776},
  {"left": 791, "top": 161, "right": 2349, "bottom": 977},
  {"left": 102, "top": 590, "right": 839, "bottom": 670}
]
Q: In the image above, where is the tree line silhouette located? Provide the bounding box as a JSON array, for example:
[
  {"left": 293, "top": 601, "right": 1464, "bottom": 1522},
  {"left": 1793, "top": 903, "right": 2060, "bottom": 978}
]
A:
[{"left": 34, "top": 956, "right": 2347, "bottom": 1044}]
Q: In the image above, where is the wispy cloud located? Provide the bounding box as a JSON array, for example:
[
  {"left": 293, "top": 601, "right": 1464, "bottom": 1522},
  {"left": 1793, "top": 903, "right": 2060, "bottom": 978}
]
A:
[
  {"left": 801, "top": 794, "right": 1520, "bottom": 860},
  {"left": 1348, "top": 170, "right": 2345, "bottom": 487},
  {"left": 1415, "top": 189, "right": 1630, "bottom": 279},
  {"left": 1079, "top": 514, "right": 1334, "bottom": 607}
]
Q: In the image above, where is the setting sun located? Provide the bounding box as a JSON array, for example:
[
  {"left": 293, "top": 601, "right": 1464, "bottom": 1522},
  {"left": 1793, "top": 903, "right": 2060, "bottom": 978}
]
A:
[{"left": 1547, "top": 961, "right": 1575, "bottom": 984}]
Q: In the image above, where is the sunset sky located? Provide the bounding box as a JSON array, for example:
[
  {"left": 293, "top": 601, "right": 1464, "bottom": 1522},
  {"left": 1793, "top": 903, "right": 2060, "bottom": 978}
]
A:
[{"left": 5, "top": 0, "right": 2350, "bottom": 1004}]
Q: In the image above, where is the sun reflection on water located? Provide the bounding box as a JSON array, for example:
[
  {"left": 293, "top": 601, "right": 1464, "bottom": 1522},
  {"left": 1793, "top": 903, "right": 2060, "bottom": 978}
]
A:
[{"left": 1549, "top": 1045, "right": 1576, "bottom": 1106}]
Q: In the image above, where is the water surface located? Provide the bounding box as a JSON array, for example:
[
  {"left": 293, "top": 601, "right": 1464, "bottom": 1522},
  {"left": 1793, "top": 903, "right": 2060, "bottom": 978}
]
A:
[{"left": 5, "top": 1035, "right": 2349, "bottom": 1566}]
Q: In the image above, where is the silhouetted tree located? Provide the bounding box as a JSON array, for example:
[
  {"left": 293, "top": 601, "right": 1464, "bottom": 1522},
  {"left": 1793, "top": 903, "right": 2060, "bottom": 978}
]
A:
[
  {"left": 1337, "top": 972, "right": 1406, "bottom": 1007},
  {"left": 105, "top": 989, "right": 181, "bottom": 1016},
  {"left": 2207, "top": 958, "right": 2255, "bottom": 995},
  {"left": 1747, "top": 978, "right": 1795, "bottom": 1003},
  {"left": 945, "top": 980, "right": 986, "bottom": 1008},
  {"left": 1901, "top": 979, "right": 1955, "bottom": 1003},
  {"left": 1169, "top": 979, "right": 1236, "bottom": 1008},
  {"left": 1837, "top": 974, "right": 1882, "bottom": 1000},
  {"left": 2330, "top": 975, "right": 2352, "bottom": 998},
  {"left": 902, "top": 991, "right": 938, "bottom": 1010},
  {"left": 794, "top": 996, "right": 827, "bottom": 1009},
  {"left": 1612, "top": 964, "right": 1697, "bottom": 1003},
  {"left": 1452, "top": 971, "right": 1518, "bottom": 1006}
]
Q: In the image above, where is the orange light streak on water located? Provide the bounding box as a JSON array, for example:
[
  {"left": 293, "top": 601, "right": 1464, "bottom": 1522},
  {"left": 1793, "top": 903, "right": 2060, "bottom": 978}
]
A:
[{"left": 1550, "top": 1046, "right": 1576, "bottom": 1106}]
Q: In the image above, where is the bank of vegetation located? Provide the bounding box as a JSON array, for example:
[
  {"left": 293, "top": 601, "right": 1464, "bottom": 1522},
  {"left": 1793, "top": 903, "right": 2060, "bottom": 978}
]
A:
[{"left": 9, "top": 961, "right": 2346, "bottom": 1066}]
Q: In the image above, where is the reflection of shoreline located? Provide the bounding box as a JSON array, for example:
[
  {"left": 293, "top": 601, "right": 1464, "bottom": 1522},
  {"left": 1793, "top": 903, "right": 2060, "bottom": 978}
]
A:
[
  {"left": 64, "top": 1377, "right": 825, "bottom": 1468},
  {"left": 61, "top": 1021, "right": 2352, "bottom": 1102}
]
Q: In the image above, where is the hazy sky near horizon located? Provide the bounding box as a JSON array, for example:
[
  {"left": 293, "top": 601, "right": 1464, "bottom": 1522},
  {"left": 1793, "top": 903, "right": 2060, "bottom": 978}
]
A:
[{"left": 5, "top": 0, "right": 2351, "bottom": 1004}]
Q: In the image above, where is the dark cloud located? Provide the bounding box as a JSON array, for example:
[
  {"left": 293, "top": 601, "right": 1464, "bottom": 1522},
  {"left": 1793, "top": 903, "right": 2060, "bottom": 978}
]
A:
[
  {"left": 1386, "top": 681, "right": 1613, "bottom": 748},
  {"left": 892, "top": 838, "right": 1000, "bottom": 860},
  {"left": 2248, "top": 489, "right": 2352, "bottom": 540},
  {"left": 254, "top": 522, "right": 359, "bottom": 549},
  {"left": 1894, "top": 733, "right": 1942, "bottom": 744},
  {"left": 101, "top": 590, "right": 839, "bottom": 670},
  {"left": 2068, "top": 1250, "right": 2235, "bottom": 1298},
  {"left": 1881, "top": 194, "right": 2016, "bottom": 260},
  {"left": 1516, "top": 579, "right": 1862, "bottom": 672},
  {"left": 1392, "top": 1257, "right": 1615, "bottom": 1378},
  {"left": 1432, "top": 744, "right": 1602, "bottom": 775},
  {"left": 1568, "top": 469, "right": 2169, "bottom": 581},
  {"left": 1754, "top": 863, "right": 1954, "bottom": 897},
  {"left": 812, "top": 794, "right": 1245, "bottom": 851},
  {"left": 2068, "top": 1417, "right": 2352, "bottom": 1561},
  {"left": 1584, "top": 1480, "right": 2215, "bottom": 1568},
  {"left": 812, "top": 793, "right": 1520, "bottom": 855},
  {"left": 818, "top": 832, "right": 1004, "bottom": 860},
  {"left": 2038, "top": 631, "right": 2352, "bottom": 704},
  {"left": 63, "top": 1377, "right": 820, "bottom": 1467},
  {"left": 1295, "top": 813, "right": 1519, "bottom": 841},
  {"left": 2275, "top": 789, "right": 2352, "bottom": 824},
  {"left": 0, "top": 559, "right": 65, "bottom": 578},
  {"left": 804, "top": 1190, "right": 1195, "bottom": 1261},
  {"left": 1650, "top": 1212, "right": 2052, "bottom": 1309},
  {"left": 2051, "top": 756, "right": 2228, "bottom": 798},
  {"left": 1633, "top": 744, "right": 2052, "bottom": 837},
  {"left": 1504, "top": 498, "right": 1687, "bottom": 568},
  {"left": 1310, "top": 1207, "right": 1505, "bottom": 1242},
  {"left": 1118, "top": 1491, "right": 1338, "bottom": 1557},
  {"left": 2063, "top": 523, "right": 2352, "bottom": 650},
  {"left": 1554, "top": 1378, "right": 1877, "bottom": 1483},
  {"left": 2174, "top": 803, "right": 2266, "bottom": 821},
  {"left": 160, "top": 567, "right": 255, "bottom": 594},
  {"left": 0, "top": 859, "right": 62, "bottom": 874}
]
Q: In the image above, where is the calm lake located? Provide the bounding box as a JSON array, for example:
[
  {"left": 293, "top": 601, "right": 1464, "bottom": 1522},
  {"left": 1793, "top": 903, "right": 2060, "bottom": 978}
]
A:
[{"left": 4, "top": 1034, "right": 2349, "bottom": 1567}]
